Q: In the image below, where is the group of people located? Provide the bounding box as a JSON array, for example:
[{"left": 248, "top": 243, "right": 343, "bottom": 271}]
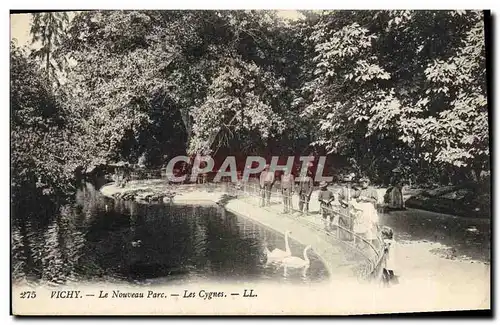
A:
[
  {"left": 318, "top": 173, "right": 380, "bottom": 249},
  {"left": 257, "top": 167, "right": 398, "bottom": 285},
  {"left": 258, "top": 165, "right": 314, "bottom": 214},
  {"left": 258, "top": 166, "right": 381, "bottom": 249}
]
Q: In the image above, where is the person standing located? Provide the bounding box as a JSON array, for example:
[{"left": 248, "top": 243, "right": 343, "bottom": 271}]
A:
[
  {"left": 243, "top": 163, "right": 252, "bottom": 193},
  {"left": 388, "top": 167, "right": 405, "bottom": 210},
  {"left": 381, "top": 226, "right": 398, "bottom": 286},
  {"left": 338, "top": 173, "right": 356, "bottom": 241},
  {"left": 259, "top": 165, "right": 275, "bottom": 207},
  {"left": 123, "top": 163, "right": 131, "bottom": 186},
  {"left": 318, "top": 181, "right": 335, "bottom": 230},
  {"left": 297, "top": 170, "right": 314, "bottom": 215},
  {"left": 354, "top": 176, "right": 380, "bottom": 247},
  {"left": 280, "top": 167, "right": 295, "bottom": 213}
]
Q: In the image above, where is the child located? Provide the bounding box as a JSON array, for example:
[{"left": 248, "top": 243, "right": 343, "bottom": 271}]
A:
[{"left": 381, "top": 226, "right": 398, "bottom": 286}]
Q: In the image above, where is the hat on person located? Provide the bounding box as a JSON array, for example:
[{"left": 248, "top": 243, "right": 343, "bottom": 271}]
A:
[{"left": 319, "top": 181, "right": 328, "bottom": 188}]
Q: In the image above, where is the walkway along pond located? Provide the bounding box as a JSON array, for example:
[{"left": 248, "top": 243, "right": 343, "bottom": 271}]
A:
[{"left": 100, "top": 179, "right": 388, "bottom": 283}]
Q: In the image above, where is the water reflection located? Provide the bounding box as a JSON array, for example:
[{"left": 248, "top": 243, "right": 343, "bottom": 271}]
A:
[
  {"left": 12, "top": 183, "right": 329, "bottom": 285},
  {"left": 378, "top": 209, "right": 491, "bottom": 263}
]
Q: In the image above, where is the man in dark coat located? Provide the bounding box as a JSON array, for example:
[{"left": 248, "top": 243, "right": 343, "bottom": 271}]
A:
[{"left": 259, "top": 164, "right": 275, "bottom": 207}]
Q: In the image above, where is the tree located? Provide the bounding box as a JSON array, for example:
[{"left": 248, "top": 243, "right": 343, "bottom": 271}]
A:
[
  {"left": 62, "top": 10, "right": 296, "bottom": 162},
  {"left": 419, "top": 12, "right": 488, "bottom": 177},
  {"left": 29, "top": 12, "right": 69, "bottom": 85},
  {"left": 298, "top": 10, "right": 488, "bottom": 184},
  {"left": 61, "top": 11, "right": 178, "bottom": 166},
  {"left": 16, "top": 10, "right": 489, "bottom": 190},
  {"left": 11, "top": 42, "right": 82, "bottom": 206}
]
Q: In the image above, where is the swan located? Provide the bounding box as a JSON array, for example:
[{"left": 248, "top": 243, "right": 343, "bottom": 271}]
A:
[
  {"left": 282, "top": 245, "right": 311, "bottom": 268},
  {"left": 264, "top": 230, "right": 292, "bottom": 262}
]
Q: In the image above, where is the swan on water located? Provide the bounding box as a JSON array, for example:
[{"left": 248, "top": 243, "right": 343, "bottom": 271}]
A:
[
  {"left": 264, "top": 230, "right": 292, "bottom": 262},
  {"left": 282, "top": 245, "right": 311, "bottom": 268}
]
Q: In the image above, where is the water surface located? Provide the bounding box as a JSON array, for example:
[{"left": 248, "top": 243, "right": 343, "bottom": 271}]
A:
[{"left": 12, "top": 183, "right": 329, "bottom": 285}]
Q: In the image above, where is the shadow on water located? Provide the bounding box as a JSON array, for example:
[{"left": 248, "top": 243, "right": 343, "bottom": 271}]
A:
[{"left": 12, "top": 182, "right": 329, "bottom": 286}]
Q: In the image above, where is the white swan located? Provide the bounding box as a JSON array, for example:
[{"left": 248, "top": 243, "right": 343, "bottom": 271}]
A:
[
  {"left": 264, "top": 230, "right": 292, "bottom": 262},
  {"left": 282, "top": 245, "right": 311, "bottom": 268}
]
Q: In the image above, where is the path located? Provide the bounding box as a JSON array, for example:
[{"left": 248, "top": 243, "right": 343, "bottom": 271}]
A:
[
  {"left": 100, "top": 180, "right": 377, "bottom": 280},
  {"left": 100, "top": 180, "right": 491, "bottom": 311}
]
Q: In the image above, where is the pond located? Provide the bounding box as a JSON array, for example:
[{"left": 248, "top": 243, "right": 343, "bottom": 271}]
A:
[{"left": 12, "top": 182, "right": 329, "bottom": 286}]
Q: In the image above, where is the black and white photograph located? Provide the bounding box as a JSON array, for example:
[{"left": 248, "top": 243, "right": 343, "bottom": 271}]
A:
[{"left": 9, "top": 8, "right": 491, "bottom": 315}]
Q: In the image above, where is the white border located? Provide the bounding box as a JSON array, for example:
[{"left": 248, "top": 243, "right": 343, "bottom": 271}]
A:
[
  {"left": 4, "top": 0, "right": 500, "bottom": 10},
  {"left": 2, "top": 1, "right": 498, "bottom": 323}
]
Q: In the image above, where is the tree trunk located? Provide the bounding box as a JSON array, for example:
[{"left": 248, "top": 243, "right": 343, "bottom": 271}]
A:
[
  {"left": 46, "top": 15, "right": 52, "bottom": 84},
  {"left": 180, "top": 108, "right": 192, "bottom": 150}
]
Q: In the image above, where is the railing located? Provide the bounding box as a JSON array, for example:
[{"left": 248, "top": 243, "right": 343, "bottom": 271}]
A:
[
  {"left": 110, "top": 168, "right": 386, "bottom": 278},
  {"left": 130, "top": 168, "right": 163, "bottom": 181},
  {"left": 224, "top": 179, "right": 386, "bottom": 279},
  {"left": 127, "top": 168, "right": 231, "bottom": 184}
]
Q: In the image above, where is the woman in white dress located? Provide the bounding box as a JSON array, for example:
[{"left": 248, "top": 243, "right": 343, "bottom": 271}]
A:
[{"left": 352, "top": 176, "right": 379, "bottom": 247}]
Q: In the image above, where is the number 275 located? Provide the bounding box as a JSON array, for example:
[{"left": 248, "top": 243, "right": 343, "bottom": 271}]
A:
[{"left": 20, "top": 291, "right": 36, "bottom": 299}]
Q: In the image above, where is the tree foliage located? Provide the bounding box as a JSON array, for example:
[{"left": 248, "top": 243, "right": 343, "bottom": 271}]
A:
[
  {"left": 11, "top": 43, "right": 81, "bottom": 203},
  {"left": 299, "top": 10, "right": 488, "bottom": 183},
  {"left": 29, "top": 12, "right": 70, "bottom": 85},
  {"left": 11, "top": 10, "right": 489, "bottom": 200}
]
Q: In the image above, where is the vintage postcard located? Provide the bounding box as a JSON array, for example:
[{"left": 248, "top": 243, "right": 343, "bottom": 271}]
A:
[{"left": 10, "top": 9, "right": 491, "bottom": 316}]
